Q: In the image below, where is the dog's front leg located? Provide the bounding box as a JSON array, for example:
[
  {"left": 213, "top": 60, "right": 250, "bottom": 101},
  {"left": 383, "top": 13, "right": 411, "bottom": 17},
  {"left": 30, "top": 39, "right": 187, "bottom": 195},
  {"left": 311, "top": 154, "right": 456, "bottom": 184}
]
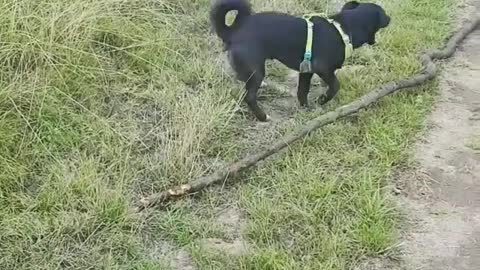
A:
[
  {"left": 317, "top": 71, "right": 340, "bottom": 105},
  {"left": 297, "top": 73, "right": 313, "bottom": 107}
]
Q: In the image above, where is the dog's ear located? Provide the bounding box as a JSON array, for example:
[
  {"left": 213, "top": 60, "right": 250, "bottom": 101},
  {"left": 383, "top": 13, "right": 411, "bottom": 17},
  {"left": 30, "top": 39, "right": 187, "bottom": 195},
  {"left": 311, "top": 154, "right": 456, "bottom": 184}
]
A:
[{"left": 341, "top": 1, "right": 360, "bottom": 11}]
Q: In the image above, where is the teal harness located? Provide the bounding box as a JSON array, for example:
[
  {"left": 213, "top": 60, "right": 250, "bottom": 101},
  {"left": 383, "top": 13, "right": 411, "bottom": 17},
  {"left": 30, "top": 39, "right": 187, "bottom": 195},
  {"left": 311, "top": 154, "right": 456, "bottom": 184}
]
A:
[{"left": 299, "top": 13, "right": 353, "bottom": 73}]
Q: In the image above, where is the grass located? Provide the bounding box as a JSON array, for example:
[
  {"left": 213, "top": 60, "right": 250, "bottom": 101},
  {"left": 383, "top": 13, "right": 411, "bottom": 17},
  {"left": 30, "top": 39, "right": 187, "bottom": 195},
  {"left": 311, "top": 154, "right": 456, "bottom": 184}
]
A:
[
  {"left": 0, "top": 0, "right": 455, "bottom": 269},
  {"left": 466, "top": 135, "right": 480, "bottom": 151}
]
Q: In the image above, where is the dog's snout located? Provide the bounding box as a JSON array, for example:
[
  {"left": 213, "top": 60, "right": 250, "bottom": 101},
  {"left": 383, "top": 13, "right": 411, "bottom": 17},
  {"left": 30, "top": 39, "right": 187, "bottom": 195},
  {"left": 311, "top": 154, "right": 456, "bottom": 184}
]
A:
[{"left": 380, "top": 14, "right": 390, "bottom": 28}]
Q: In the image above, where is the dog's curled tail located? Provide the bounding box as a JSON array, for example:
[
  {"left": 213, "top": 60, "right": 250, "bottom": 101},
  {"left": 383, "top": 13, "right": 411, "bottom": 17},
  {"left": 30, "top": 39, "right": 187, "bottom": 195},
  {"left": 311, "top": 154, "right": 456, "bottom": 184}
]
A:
[{"left": 210, "top": 0, "right": 252, "bottom": 43}]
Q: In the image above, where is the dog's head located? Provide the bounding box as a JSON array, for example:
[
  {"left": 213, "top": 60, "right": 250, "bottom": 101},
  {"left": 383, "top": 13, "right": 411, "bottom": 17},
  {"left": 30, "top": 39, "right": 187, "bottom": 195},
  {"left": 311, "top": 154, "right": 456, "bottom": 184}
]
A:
[{"left": 340, "top": 1, "right": 390, "bottom": 47}]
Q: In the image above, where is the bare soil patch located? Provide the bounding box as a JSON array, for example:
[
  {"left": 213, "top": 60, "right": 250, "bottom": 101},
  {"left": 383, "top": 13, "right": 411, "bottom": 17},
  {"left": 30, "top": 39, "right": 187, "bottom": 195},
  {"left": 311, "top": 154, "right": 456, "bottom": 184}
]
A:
[{"left": 397, "top": 1, "right": 480, "bottom": 269}]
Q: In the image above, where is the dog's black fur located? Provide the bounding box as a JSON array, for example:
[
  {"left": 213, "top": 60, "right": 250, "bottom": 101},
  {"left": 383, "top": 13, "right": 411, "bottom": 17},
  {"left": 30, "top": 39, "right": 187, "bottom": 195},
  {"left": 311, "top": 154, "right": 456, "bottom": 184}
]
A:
[{"left": 210, "top": 0, "right": 390, "bottom": 121}]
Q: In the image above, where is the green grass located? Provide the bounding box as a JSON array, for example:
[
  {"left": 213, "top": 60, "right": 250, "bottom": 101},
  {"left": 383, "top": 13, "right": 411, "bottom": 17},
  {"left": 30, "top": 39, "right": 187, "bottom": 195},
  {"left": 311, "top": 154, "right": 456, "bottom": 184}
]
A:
[
  {"left": 466, "top": 135, "right": 480, "bottom": 151},
  {"left": 0, "top": 0, "right": 455, "bottom": 269}
]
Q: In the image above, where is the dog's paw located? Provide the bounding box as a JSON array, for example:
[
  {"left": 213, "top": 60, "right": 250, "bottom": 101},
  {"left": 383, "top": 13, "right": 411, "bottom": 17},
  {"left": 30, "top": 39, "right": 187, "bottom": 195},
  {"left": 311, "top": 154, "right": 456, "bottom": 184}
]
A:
[
  {"left": 255, "top": 114, "right": 272, "bottom": 125},
  {"left": 317, "top": 95, "right": 328, "bottom": 105}
]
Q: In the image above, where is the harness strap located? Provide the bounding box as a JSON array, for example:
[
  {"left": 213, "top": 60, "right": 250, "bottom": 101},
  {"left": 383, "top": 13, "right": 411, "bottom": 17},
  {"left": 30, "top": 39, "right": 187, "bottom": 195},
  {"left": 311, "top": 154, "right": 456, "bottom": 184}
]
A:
[
  {"left": 327, "top": 18, "right": 353, "bottom": 60},
  {"left": 301, "top": 13, "right": 353, "bottom": 66},
  {"left": 303, "top": 20, "right": 314, "bottom": 61}
]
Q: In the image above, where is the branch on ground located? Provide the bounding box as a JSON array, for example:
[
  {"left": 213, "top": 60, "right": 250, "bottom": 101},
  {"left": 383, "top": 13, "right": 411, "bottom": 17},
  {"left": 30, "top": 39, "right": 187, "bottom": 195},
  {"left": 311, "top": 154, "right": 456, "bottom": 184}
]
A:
[{"left": 136, "top": 16, "right": 480, "bottom": 212}]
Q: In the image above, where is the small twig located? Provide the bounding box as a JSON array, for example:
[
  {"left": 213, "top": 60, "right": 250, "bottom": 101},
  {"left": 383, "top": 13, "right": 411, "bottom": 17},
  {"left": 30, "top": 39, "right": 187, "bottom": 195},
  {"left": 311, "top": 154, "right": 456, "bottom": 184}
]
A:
[{"left": 136, "top": 16, "right": 480, "bottom": 212}]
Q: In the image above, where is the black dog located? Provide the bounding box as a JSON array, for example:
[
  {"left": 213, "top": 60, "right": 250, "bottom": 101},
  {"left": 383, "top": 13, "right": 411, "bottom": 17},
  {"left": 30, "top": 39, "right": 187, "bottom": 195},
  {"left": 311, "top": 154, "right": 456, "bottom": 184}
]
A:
[{"left": 210, "top": 0, "right": 390, "bottom": 121}]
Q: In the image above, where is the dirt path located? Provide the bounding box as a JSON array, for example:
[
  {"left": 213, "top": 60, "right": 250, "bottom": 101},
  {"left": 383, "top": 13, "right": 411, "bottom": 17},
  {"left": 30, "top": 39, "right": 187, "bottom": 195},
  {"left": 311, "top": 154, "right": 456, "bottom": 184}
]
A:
[{"left": 397, "top": 2, "right": 480, "bottom": 269}]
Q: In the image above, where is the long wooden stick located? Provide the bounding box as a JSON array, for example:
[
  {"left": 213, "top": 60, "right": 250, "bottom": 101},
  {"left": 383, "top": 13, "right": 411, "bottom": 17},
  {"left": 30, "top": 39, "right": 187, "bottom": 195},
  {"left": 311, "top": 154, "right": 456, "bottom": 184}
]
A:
[{"left": 136, "top": 17, "right": 480, "bottom": 212}]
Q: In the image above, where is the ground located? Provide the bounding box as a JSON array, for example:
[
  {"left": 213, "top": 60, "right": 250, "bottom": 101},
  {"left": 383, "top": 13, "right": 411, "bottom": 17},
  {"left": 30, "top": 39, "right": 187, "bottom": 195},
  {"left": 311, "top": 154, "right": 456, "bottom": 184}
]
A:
[
  {"left": 396, "top": 1, "right": 480, "bottom": 269},
  {"left": 0, "top": 0, "right": 471, "bottom": 269}
]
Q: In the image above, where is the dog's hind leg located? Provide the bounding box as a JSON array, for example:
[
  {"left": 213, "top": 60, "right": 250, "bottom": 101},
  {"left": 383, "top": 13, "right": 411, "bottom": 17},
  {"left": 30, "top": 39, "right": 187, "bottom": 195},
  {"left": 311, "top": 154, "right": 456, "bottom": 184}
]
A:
[
  {"left": 244, "top": 68, "right": 267, "bottom": 121},
  {"left": 229, "top": 48, "right": 268, "bottom": 121},
  {"left": 317, "top": 71, "right": 340, "bottom": 105},
  {"left": 297, "top": 73, "right": 313, "bottom": 107}
]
